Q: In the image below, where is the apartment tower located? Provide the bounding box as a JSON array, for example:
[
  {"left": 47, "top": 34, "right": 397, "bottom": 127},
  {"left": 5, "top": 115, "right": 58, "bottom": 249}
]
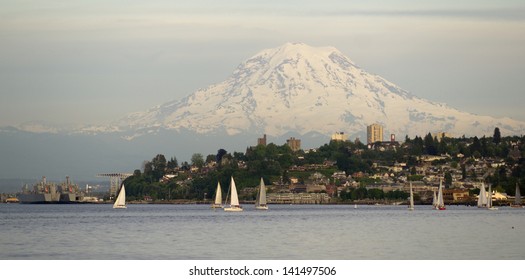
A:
[{"left": 367, "top": 123, "right": 384, "bottom": 144}]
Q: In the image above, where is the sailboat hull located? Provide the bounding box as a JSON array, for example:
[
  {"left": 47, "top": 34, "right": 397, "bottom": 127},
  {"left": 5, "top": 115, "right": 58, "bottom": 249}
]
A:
[
  {"left": 255, "top": 205, "right": 268, "bottom": 210},
  {"left": 224, "top": 177, "right": 242, "bottom": 212},
  {"left": 224, "top": 206, "right": 243, "bottom": 212},
  {"left": 113, "top": 205, "right": 127, "bottom": 209},
  {"left": 211, "top": 204, "right": 223, "bottom": 209}
]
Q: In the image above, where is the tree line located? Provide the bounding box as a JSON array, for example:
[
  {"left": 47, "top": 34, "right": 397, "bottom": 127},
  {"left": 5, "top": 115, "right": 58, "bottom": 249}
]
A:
[{"left": 123, "top": 128, "right": 525, "bottom": 202}]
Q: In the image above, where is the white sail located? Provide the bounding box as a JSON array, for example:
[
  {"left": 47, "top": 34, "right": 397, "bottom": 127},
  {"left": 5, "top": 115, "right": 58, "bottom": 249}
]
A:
[
  {"left": 113, "top": 184, "right": 126, "bottom": 209},
  {"left": 477, "top": 183, "right": 487, "bottom": 208},
  {"left": 211, "top": 182, "right": 223, "bottom": 208},
  {"left": 432, "top": 190, "right": 437, "bottom": 209},
  {"left": 436, "top": 179, "right": 445, "bottom": 210},
  {"left": 408, "top": 182, "right": 414, "bottom": 211},
  {"left": 255, "top": 177, "right": 268, "bottom": 210},
  {"left": 487, "top": 184, "right": 498, "bottom": 210},
  {"left": 215, "top": 182, "right": 222, "bottom": 204},
  {"left": 230, "top": 177, "right": 239, "bottom": 206},
  {"left": 224, "top": 176, "right": 243, "bottom": 212}
]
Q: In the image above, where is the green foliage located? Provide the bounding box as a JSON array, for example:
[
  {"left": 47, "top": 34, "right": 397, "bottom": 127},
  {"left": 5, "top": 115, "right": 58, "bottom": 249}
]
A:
[
  {"left": 338, "top": 187, "right": 408, "bottom": 201},
  {"left": 408, "top": 174, "right": 424, "bottom": 181},
  {"left": 191, "top": 153, "right": 204, "bottom": 169},
  {"left": 167, "top": 156, "right": 178, "bottom": 170},
  {"left": 424, "top": 133, "right": 438, "bottom": 155},
  {"left": 444, "top": 172, "right": 453, "bottom": 188},
  {"left": 493, "top": 127, "right": 501, "bottom": 144},
  {"left": 121, "top": 133, "right": 524, "bottom": 202}
]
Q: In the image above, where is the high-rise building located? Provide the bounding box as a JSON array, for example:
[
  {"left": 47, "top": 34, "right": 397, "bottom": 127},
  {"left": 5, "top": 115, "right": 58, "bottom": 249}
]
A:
[
  {"left": 286, "top": 137, "right": 301, "bottom": 152},
  {"left": 367, "top": 123, "right": 384, "bottom": 144},
  {"left": 331, "top": 132, "right": 348, "bottom": 142},
  {"left": 257, "top": 134, "right": 267, "bottom": 146},
  {"left": 432, "top": 132, "right": 452, "bottom": 142}
]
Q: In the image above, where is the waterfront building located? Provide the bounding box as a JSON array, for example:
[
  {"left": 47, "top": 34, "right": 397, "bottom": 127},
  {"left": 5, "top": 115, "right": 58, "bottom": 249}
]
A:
[{"left": 267, "top": 192, "right": 331, "bottom": 204}]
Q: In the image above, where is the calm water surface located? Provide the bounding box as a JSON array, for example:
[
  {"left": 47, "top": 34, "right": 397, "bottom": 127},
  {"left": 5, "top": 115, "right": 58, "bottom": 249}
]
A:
[{"left": 1, "top": 204, "right": 524, "bottom": 259}]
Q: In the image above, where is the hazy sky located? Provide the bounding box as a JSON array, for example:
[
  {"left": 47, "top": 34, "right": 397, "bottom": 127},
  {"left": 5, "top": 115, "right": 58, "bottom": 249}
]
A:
[{"left": 1, "top": 0, "right": 524, "bottom": 127}]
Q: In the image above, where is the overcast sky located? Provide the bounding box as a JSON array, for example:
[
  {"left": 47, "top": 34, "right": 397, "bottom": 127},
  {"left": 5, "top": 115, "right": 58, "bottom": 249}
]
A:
[{"left": 1, "top": 0, "right": 524, "bottom": 127}]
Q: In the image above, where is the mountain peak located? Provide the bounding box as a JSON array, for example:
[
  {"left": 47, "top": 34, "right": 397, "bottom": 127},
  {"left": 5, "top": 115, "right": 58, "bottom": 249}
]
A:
[
  {"left": 247, "top": 42, "right": 356, "bottom": 71},
  {"left": 119, "top": 44, "right": 525, "bottom": 138}
]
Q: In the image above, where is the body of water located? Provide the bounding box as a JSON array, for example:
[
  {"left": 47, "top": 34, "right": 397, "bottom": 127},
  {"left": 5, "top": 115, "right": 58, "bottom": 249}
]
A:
[{"left": 1, "top": 203, "right": 524, "bottom": 259}]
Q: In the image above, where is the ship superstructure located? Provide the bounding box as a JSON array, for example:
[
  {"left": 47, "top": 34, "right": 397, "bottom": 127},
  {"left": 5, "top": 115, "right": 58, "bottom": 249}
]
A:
[{"left": 17, "top": 176, "right": 82, "bottom": 204}]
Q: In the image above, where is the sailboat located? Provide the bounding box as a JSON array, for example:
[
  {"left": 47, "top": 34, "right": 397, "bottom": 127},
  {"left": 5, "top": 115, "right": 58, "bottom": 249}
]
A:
[
  {"left": 511, "top": 183, "right": 523, "bottom": 208},
  {"left": 435, "top": 179, "right": 446, "bottom": 210},
  {"left": 487, "top": 184, "right": 498, "bottom": 210},
  {"left": 211, "top": 182, "right": 223, "bottom": 208},
  {"left": 224, "top": 177, "right": 243, "bottom": 212},
  {"left": 113, "top": 184, "right": 126, "bottom": 209},
  {"left": 477, "top": 183, "right": 488, "bottom": 208},
  {"left": 408, "top": 182, "right": 414, "bottom": 211},
  {"left": 432, "top": 190, "right": 438, "bottom": 209},
  {"left": 255, "top": 177, "right": 268, "bottom": 210}
]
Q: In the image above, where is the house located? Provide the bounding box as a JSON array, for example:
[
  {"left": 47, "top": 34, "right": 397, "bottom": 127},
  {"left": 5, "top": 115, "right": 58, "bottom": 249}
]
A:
[
  {"left": 443, "top": 189, "right": 471, "bottom": 202},
  {"left": 160, "top": 174, "right": 177, "bottom": 183}
]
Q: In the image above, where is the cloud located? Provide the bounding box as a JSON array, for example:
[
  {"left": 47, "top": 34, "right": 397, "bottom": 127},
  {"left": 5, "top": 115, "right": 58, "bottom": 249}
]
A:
[{"left": 319, "top": 8, "right": 525, "bottom": 21}]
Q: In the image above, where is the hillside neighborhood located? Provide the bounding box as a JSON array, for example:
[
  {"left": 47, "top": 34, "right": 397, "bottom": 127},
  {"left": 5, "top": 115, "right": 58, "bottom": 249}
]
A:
[
  {"left": 2, "top": 125, "right": 524, "bottom": 205},
  {"left": 92, "top": 126, "right": 524, "bottom": 206}
]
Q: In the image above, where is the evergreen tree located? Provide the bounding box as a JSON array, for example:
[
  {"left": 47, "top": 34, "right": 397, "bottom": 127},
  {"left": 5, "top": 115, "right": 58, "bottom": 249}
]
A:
[
  {"left": 424, "top": 133, "right": 438, "bottom": 155},
  {"left": 493, "top": 127, "right": 501, "bottom": 144},
  {"left": 470, "top": 136, "right": 482, "bottom": 156},
  {"left": 167, "top": 156, "right": 178, "bottom": 170},
  {"left": 444, "top": 172, "right": 453, "bottom": 188},
  {"left": 150, "top": 154, "right": 167, "bottom": 181},
  {"left": 216, "top": 149, "right": 227, "bottom": 163}
]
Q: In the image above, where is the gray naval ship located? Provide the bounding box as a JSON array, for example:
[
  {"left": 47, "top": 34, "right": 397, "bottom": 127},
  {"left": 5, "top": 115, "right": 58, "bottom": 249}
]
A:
[{"left": 17, "top": 176, "right": 83, "bottom": 204}]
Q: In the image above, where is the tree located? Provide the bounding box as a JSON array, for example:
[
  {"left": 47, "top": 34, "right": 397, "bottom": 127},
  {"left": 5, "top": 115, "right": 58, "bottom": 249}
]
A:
[
  {"left": 493, "top": 127, "right": 501, "bottom": 144},
  {"left": 205, "top": 154, "right": 216, "bottom": 163},
  {"left": 216, "top": 149, "right": 227, "bottom": 163},
  {"left": 444, "top": 172, "right": 453, "bottom": 188},
  {"left": 150, "top": 154, "right": 167, "bottom": 181},
  {"left": 167, "top": 156, "right": 178, "bottom": 170},
  {"left": 143, "top": 161, "right": 153, "bottom": 176},
  {"left": 424, "top": 133, "right": 438, "bottom": 155},
  {"left": 191, "top": 153, "right": 204, "bottom": 169},
  {"left": 470, "top": 136, "right": 481, "bottom": 155},
  {"left": 180, "top": 161, "right": 190, "bottom": 171}
]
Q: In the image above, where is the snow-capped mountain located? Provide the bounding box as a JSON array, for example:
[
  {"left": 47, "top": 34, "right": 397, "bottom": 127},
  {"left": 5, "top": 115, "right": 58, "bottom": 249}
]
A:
[
  {"left": 118, "top": 42, "right": 525, "bottom": 139},
  {"left": 2, "top": 43, "right": 524, "bottom": 181}
]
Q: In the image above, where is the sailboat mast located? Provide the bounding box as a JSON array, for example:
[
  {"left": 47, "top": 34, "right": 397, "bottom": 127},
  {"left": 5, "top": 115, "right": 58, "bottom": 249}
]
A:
[
  {"left": 516, "top": 183, "right": 521, "bottom": 205},
  {"left": 488, "top": 184, "right": 492, "bottom": 208},
  {"left": 224, "top": 180, "right": 231, "bottom": 206}
]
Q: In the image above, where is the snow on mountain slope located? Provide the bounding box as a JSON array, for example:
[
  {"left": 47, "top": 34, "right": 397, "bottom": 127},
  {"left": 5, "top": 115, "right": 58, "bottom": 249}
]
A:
[{"left": 119, "top": 42, "right": 525, "bottom": 138}]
